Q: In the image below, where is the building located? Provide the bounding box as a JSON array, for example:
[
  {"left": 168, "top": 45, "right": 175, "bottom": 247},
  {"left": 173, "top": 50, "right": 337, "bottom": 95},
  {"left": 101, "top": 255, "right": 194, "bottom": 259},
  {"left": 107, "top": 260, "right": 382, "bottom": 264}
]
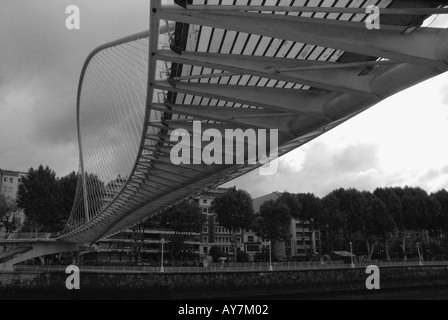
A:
[
  {"left": 90, "top": 229, "right": 201, "bottom": 265},
  {"left": 195, "top": 188, "right": 246, "bottom": 258},
  {"left": 0, "top": 169, "right": 27, "bottom": 200},
  {"left": 0, "top": 169, "right": 27, "bottom": 232},
  {"left": 253, "top": 192, "right": 321, "bottom": 261}
]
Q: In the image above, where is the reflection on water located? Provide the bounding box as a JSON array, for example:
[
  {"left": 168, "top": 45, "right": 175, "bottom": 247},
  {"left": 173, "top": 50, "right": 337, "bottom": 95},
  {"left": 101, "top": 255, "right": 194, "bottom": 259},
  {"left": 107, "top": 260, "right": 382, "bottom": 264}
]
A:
[
  {"left": 277, "top": 287, "right": 448, "bottom": 300},
  {"left": 2, "top": 286, "right": 448, "bottom": 300}
]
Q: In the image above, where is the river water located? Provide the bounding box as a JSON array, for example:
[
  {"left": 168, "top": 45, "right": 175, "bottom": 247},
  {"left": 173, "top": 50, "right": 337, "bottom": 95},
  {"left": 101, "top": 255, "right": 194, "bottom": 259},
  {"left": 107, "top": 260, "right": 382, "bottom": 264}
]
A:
[{"left": 2, "top": 286, "right": 448, "bottom": 300}]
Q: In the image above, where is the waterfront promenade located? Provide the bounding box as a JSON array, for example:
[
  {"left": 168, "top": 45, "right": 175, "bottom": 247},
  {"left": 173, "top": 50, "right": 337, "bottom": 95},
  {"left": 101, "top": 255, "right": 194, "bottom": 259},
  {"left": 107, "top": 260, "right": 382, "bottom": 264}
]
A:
[{"left": 13, "top": 261, "right": 448, "bottom": 274}]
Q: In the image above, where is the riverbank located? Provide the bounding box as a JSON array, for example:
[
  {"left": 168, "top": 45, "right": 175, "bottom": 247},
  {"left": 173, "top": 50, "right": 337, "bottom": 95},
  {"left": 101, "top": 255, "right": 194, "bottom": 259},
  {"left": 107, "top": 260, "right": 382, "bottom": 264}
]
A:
[{"left": 1, "top": 265, "right": 448, "bottom": 299}]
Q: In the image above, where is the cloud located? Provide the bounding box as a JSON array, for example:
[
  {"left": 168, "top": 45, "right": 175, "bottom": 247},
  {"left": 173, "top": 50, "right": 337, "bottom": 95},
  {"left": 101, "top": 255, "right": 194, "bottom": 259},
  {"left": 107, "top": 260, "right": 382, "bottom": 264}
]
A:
[
  {"left": 224, "top": 142, "right": 385, "bottom": 198},
  {"left": 332, "top": 144, "right": 379, "bottom": 173},
  {"left": 442, "top": 166, "right": 448, "bottom": 175},
  {"left": 0, "top": 0, "right": 149, "bottom": 176},
  {"left": 441, "top": 86, "right": 448, "bottom": 105}
]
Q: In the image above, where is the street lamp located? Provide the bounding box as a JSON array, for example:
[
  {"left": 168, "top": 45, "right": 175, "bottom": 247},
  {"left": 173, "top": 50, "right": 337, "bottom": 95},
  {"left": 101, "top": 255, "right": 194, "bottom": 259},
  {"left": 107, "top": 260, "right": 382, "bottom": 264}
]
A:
[
  {"left": 350, "top": 242, "right": 355, "bottom": 269},
  {"left": 417, "top": 242, "right": 423, "bottom": 266},
  {"left": 268, "top": 241, "right": 273, "bottom": 272},
  {"left": 161, "top": 239, "right": 165, "bottom": 273}
]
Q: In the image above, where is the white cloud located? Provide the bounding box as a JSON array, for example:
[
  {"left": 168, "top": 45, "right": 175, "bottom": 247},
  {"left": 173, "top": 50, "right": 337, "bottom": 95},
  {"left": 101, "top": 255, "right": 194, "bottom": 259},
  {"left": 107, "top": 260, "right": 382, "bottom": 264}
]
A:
[{"left": 225, "top": 72, "right": 448, "bottom": 198}]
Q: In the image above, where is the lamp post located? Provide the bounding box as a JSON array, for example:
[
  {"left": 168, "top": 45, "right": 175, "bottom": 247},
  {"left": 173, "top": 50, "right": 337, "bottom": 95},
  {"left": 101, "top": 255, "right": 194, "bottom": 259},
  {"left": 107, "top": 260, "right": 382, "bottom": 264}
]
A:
[
  {"left": 350, "top": 242, "right": 355, "bottom": 268},
  {"left": 417, "top": 242, "right": 423, "bottom": 266},
  {"left": 161, "top": 239, "right": 165, "bottom": 273},
  {"left": 268, "top": 241, "right": 273, "bottom": 272}
]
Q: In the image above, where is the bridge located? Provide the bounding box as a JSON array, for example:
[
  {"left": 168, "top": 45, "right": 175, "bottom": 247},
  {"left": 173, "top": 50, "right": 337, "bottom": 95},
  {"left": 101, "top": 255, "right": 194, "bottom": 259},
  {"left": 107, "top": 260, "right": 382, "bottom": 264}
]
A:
[{"left": 1, "top": 0, "right": 448, "bottom": 271}]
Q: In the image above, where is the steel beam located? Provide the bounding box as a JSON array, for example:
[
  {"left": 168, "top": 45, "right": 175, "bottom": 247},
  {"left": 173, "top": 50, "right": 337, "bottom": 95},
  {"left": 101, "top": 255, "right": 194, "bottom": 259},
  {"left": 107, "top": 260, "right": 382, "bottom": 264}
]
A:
[
  {"left": 177, "top": 5, "right": 448, "bottom": 16},
  {"left": 157, "top": 50, "right": 383, "bottom": 96},
  {"left": 151, "top": 103, "right": 295, "bottom": 131},
  {"left": 159, "top": 9, "right": 448, "bottom": 69},
  {"left": 153, "top": 81, "right": 340, "bottom": 117}
]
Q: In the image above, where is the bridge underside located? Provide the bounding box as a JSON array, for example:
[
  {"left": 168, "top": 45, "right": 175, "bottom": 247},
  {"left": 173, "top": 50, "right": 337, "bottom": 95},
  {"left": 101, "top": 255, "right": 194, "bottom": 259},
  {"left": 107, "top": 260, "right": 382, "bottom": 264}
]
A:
[{"left": 56, "top": 0, "right": 448, "bottom": 245}]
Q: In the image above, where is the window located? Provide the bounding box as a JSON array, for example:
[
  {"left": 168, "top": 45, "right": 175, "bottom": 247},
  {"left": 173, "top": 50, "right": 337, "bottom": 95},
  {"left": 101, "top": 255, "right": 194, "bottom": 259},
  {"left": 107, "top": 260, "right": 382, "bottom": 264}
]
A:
[
  {"left": 203, "top": 199, "right": 208, "bottom": 204},
  {"left": 237, "top": 237, "right": 241, "bottom": 244},
  {"left": 248, "top": 236, "right": 254, "bottom": 243},
  {"left": 236, "top": 228, "right": 241, "bottom": 234},
  {"left": 10, "top": 178, "right": 14, "bottom": 183},
  {"left": 202, "top": 227, "right": 208, "bottom": 233},
  {"left": 247, "top": 244, "right": 260, "bottom": 252},
  {"left": 203, "top": 237, "right": 208, "bottom": 244},
  {"left": 203, "top": 247, "right": 208, "bottom": 254}
]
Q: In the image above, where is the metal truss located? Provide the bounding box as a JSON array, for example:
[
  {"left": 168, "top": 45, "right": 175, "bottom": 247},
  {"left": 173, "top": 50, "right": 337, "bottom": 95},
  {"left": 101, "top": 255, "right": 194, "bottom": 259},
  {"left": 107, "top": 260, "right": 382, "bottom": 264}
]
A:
[{"left": 59, "top": 0, "right": 448, "bottom": 244}]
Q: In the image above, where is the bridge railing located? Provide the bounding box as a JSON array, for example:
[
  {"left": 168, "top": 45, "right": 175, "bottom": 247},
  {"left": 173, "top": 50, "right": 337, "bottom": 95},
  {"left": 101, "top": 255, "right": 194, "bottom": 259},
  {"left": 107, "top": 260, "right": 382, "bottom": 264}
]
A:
[
  {"left": 14, "top": 261, "right": 448, "bottom": 274},
  {"left": 0, "top": 233, "right": 53, "bottom": 240}
]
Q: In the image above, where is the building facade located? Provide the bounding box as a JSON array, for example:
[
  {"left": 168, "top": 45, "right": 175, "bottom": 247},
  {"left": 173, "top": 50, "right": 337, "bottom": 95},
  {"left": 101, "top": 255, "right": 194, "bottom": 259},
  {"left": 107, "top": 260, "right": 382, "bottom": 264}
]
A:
[
  {"left": 0, "top": 169, "right": 27, "bottom": 232},
  {"left": 91, "top": 229, "right": 201, "bottom": 265},
  {"left": 253, "top": 192, "right": 321, "bottom": 261},
  {"left": 195, "top": 188, "right": 246, "bottom": 257},
  {"left": 0, "top": 169, "right": 27, "bottom": 200}
]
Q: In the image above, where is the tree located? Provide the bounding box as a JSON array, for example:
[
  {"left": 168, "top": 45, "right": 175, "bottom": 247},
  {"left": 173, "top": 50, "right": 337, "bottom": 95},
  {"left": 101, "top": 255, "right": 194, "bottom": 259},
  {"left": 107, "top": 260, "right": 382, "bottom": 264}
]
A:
[
  {"left": 321, "top": 192, "right": 345, "bottom": 252},
  {"left": 278, "top": 192, "right": 301, "bottom": 219},
  {"left": 366, "top": 193, "right": 396, "bottom": 261},
  {"left": 55, "top": 171, "right": 78, "bottom": 230},
  {"left": 252, "top": 199, "right": 292, "bottom": 248},
  {"left": 160, "top": 200, "right": 206, "bottom": 263},
  {"left": 17, "top": 165, "right": 59, "bottom": 233},
  {"left": 237, "top": 251, "right": 250, "bottom": 263},
  {"left": 17, "top": 166, "right": 79, "bottom": 233},
  {"left": 277, "top": 192, "right": 302, "bottom": 260},
  {"left": 0, "top": 195, "right": 21, "bottom": 239},
  {"left": 433, "top": 190, "right": 448, "bottom": 240},
  {"left": 297, "top": 193, "right": 322, "bottom": 257},
  {"left": 321, "top": 188, "right": 368, "bottom": 252},
  {"left": 375, "top": 188, "right": 404, "bottom": 259},
  {"left": 211, "top": 188, "right": 255, "bottom": 262},
  {"left": 209, "top": 246, "right": 225, "bottom": 263}
]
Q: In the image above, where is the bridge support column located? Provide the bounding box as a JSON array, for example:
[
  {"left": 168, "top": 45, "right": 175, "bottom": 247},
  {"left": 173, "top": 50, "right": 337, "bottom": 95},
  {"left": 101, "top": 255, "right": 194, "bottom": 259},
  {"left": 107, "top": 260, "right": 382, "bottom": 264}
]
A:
[{"left": 0, "top": 243, "right": 80, "bottom": 272}]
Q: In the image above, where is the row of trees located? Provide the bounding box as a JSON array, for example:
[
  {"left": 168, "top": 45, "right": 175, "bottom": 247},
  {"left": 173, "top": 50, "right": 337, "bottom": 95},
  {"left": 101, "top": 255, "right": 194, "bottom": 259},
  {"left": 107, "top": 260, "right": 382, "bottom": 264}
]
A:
[
  {"left": 320, "top": 187, "right": 448, "bottom": 260},
  {"left": 7, "top": 165, "right": 448, "bottom": 263},
  {"left": 207, "top": 187, "right": 448, "bottom": 262}
]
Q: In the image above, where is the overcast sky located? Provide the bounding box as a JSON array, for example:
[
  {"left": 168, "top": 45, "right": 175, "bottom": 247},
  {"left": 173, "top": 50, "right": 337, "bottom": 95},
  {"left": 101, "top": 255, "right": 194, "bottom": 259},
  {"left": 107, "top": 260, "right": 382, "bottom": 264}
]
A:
[{"left": 1, "top": 1, "right": 447, "bottom": 198}]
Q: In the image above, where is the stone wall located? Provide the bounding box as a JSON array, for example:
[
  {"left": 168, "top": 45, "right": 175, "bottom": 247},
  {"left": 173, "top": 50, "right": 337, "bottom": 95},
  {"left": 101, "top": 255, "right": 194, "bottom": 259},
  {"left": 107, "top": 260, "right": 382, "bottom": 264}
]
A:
[{"left": 1, "top": 266, "right": 448, "bottom": 299}]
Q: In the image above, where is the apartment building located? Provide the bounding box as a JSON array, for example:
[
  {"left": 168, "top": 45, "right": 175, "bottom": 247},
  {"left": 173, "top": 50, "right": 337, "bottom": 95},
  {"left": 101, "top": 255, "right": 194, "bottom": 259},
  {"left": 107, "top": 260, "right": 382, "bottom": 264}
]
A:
[
  {"left": 0, "top": 169, "right": 27, "bottom": 231},
  {"left": 0, "top": 169, "right": 27, "bottom": 200},
  {"left": 195, "top": 188, "right": 246, "bottom": 257},
  {"left": 253, "top": 192, "right": 321, "bottom": 260}
]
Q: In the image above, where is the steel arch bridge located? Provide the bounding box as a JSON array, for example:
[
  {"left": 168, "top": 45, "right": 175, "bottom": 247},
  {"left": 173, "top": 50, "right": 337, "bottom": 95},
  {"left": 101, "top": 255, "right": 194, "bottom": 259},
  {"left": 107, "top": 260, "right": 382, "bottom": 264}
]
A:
[
  {"left": 60, "top": 0, "right": 448, "bottom": 244},
  {"left": 2, "top": 0, "right": 448, "bottom": 270}
]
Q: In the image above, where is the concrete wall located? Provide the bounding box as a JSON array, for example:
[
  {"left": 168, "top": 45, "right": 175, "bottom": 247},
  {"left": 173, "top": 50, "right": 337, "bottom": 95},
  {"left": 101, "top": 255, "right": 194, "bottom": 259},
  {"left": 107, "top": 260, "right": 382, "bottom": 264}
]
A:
[{"left": 1, "top": 266, "right": 448, "bottom": 299}]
